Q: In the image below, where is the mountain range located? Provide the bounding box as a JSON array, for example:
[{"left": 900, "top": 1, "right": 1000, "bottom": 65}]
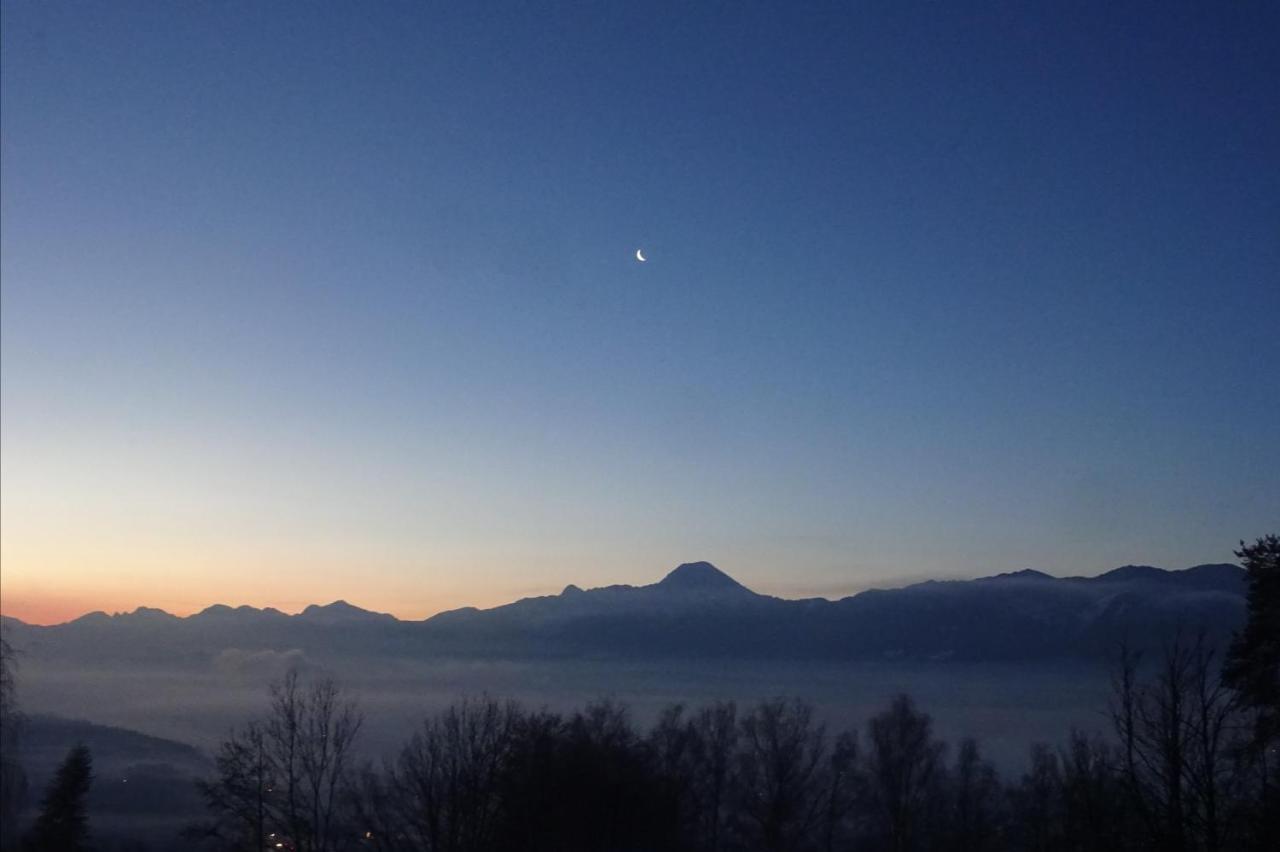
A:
[{"left": 1, "top": 561, "right": 1246, "bottom": 664}]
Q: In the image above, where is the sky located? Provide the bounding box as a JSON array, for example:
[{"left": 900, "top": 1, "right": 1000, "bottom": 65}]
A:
[{"left": 2, "top": 1, "right": 1277, "bottom": 624}]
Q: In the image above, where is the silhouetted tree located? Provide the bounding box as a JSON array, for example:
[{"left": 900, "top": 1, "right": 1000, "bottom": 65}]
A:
[
  {"left": 0, "top": 633, "right": 26, "bottom": 852},
  {"left": 1113, "top": 639, "right": 1192, "bottom": 852},
  {"left": 1223, "top": 534, "right": 1280, "bottom": 744},
  {"left": 690, "top": 701, "right": 739, "bottom": 852},
  {"left": 24, "top": 744, "right": 93, "bottom": 852},
  {"left": 191, "top": 534, "right": 1280, "bottom": 852},
  {"left": 734, "top": 698, "right": 828, "bottom": 852},
  {"left": 819, "top": 730, "right": 860, "bottom": 852},
  {"left": 1186, "top": 636, "right": 1240, "bottom": 852},
  {"left": 1007, "top": 744, "right": 1063, "bottom": 852},
  {"left": 491, "top": 699, "right": 677, "bottom": 852},
  {"left": 489, "top": 707, "right": 564, "bottom": 852},
  {"left": 644, "top": 701, "right": 741, "bottom": 852},
  {"left": 379, "top": 697, "right": 518, "bottom": 852},
  {"left": 1222, "top": 534, "right": 1280, "bottom": 849},
  {"left": 195, "top": 721, "right": 272, "bottom": 851},
  {"left": 648, "top": 703, "right": 704, "bottom": 850},
  {"left": 274, "top": 672, "right": 363, "bottom": 850},
  {"left": 863, "top": 694, "right": 946, "bottom": 852},
  {"left": 1056, "top": 730, "right": 1129, "bottom": 851},
  {"left": 196, "top": 670, "right": 361, "bottom": 852},
  {"left": 1111, "top": 632, "right": 1244, "bottom": 852},
  {"left": 946, "top": 738, "right": 1003, "bottom": 852}
]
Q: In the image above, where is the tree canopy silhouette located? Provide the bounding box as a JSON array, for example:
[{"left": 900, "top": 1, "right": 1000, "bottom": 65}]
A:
[
  {"left": 24, "top": 744, "right": 93, "bottom": 852},
  {"left": 194, "top": 669, "right": 362, "bottom": 852},
  {"left": 1222, "top": 533, "right": 1280, "bottom": 846},
  {"left": 186, "top": 535, "right": 1279, "bottom": 852},
  {"left": 1223, "top": 534, "right": 1280, "bottom": 744}
]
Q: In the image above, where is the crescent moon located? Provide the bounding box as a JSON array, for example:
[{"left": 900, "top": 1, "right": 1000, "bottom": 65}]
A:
[{"left": 635, "top": 249, "right": 646, "bottom": 262}]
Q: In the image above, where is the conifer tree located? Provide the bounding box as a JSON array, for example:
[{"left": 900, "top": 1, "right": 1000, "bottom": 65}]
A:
[{"left": 24, "top": 744, "right": 93, "bottom": 852}]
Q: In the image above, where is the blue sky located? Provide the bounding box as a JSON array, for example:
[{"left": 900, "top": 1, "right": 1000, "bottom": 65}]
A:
[{"left": 2, "top": 1, "right": 1277, "bottom": 620}]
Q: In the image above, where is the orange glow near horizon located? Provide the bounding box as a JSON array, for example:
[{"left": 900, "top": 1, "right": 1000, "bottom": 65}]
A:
[
  {"left": 1, "top": 593, "right": 107, "bottom": 628},
  {"left": 0, "top": 585, "right": 529, "bottom": 627},
  {"left": 0, "top": 568, "right": 539, "bottom": 626},
  {"left": 0, "top": 553, "right": 871, "bottom": 626}
]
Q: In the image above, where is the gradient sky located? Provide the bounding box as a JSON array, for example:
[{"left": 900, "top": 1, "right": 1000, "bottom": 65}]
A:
[{"left": 2, "top": 2, "right": 1277, "bottom": 624}]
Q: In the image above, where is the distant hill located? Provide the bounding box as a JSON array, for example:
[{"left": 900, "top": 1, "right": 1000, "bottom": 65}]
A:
[
  {"left": 1, "top": 561, "right": 1246, "bottom": 664},
  {"left": 20, "top": 714, "right": 209, "bottom": 774},
  {"left": 16, "top": 715, "right": 210, "bottom": 845}
]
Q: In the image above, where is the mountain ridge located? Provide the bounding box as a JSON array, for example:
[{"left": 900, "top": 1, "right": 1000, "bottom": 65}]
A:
[
  {"left": 0, "top": 562, "right": 1244, "bottom": 628},
  {"left": 0, "top": 562, "right": 1245, "bottom": 666}
]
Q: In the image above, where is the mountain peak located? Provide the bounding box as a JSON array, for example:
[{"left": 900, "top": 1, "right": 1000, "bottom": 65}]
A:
[
  {"left": 656, "top": 562, "right": 752, "bottom": 594},
  {"left": 298, "top": 600, "right": 393, "bottom": 622},
  {"left": 128, "top": 606, "right": 179, "bottom": 621},
  {"left": 983, "top": 568, "right": 1054, "bottom": 582},
  {"left": 1095, "top": 565, "right": 1166, "bottom": 583},
  {"left": 194, "top": 604, "right": 235, "bottom": 618},
  {"left": 189, "top": 604, "right": 285, "bottom": 624}
]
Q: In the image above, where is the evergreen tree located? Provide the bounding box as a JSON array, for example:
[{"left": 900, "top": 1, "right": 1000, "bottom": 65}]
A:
[
  {"left": 1222, "top": 534, "right": 1280, "bottom": 850},
  {"left": 24, "top": 744, "right": 93, "bottom": 852},
  {"left": 1223, "top": 534, "right": 1280, "bottom": 745}
]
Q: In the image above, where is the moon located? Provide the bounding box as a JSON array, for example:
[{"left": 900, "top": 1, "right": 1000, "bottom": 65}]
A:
[{"left": 635, "top": 249, "right": 646, "bottom": 262}]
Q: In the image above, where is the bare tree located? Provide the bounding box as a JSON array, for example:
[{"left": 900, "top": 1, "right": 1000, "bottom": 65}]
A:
[
  {"left": 820, "top": 730, "right": 860, "bottom": 852},
  {"left": 647, "top": 700, "right": 745, "bottom": 852},
  {"left": 1056, "top": 730, "right": 1126, "bottom": 852},
  {"left": 1112, "top": 637, "right": 1191, "bottom": 851},
  {"left": 196, "top": 721, "right": 273, "bottom": 850},
  {"left": 198, "top": 670, "right": 362, "bottom": 852},
  {"left": 864, "top": 694, "right": 946, "bottom": 852},
  {"left": 692, "top": 701, "right": 739, "bottom": 852},
  {"left": 1008, "top": 744, "right": 1063, "bottom": 852},
  {"left": 948, "top": 737, "right": 1002, "bottom": 852},
  {"left": 648, "top": 703, "right": 701, "bottom": 847},
  {"left": 734, "top": 698, "right": 828, "bottom": 852},
  {"left": 379, "top": 697, "right": 519, "bottom": 852},
  {"left": 1185, "top": 636, "right": 1239, "bottom": 852},
  {"left": 1111, "top": 632, "right": 1244, "bottom": 852}
]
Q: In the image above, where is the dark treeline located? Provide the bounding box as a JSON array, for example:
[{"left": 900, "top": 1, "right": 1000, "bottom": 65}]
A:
[
  {"left": 2, "top": 537, "right": 1276, "bottom": 852},
  {"left": 182, "top": 635, "right": 1276, "bottom": 852},
  {"left": 183, "top": 536, "right": 1279, "bottom": 852}
]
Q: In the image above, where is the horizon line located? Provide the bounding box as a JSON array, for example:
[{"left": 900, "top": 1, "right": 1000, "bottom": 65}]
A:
[{"left": 0, "top": 560, "right": 1238, "bottom": 628}]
